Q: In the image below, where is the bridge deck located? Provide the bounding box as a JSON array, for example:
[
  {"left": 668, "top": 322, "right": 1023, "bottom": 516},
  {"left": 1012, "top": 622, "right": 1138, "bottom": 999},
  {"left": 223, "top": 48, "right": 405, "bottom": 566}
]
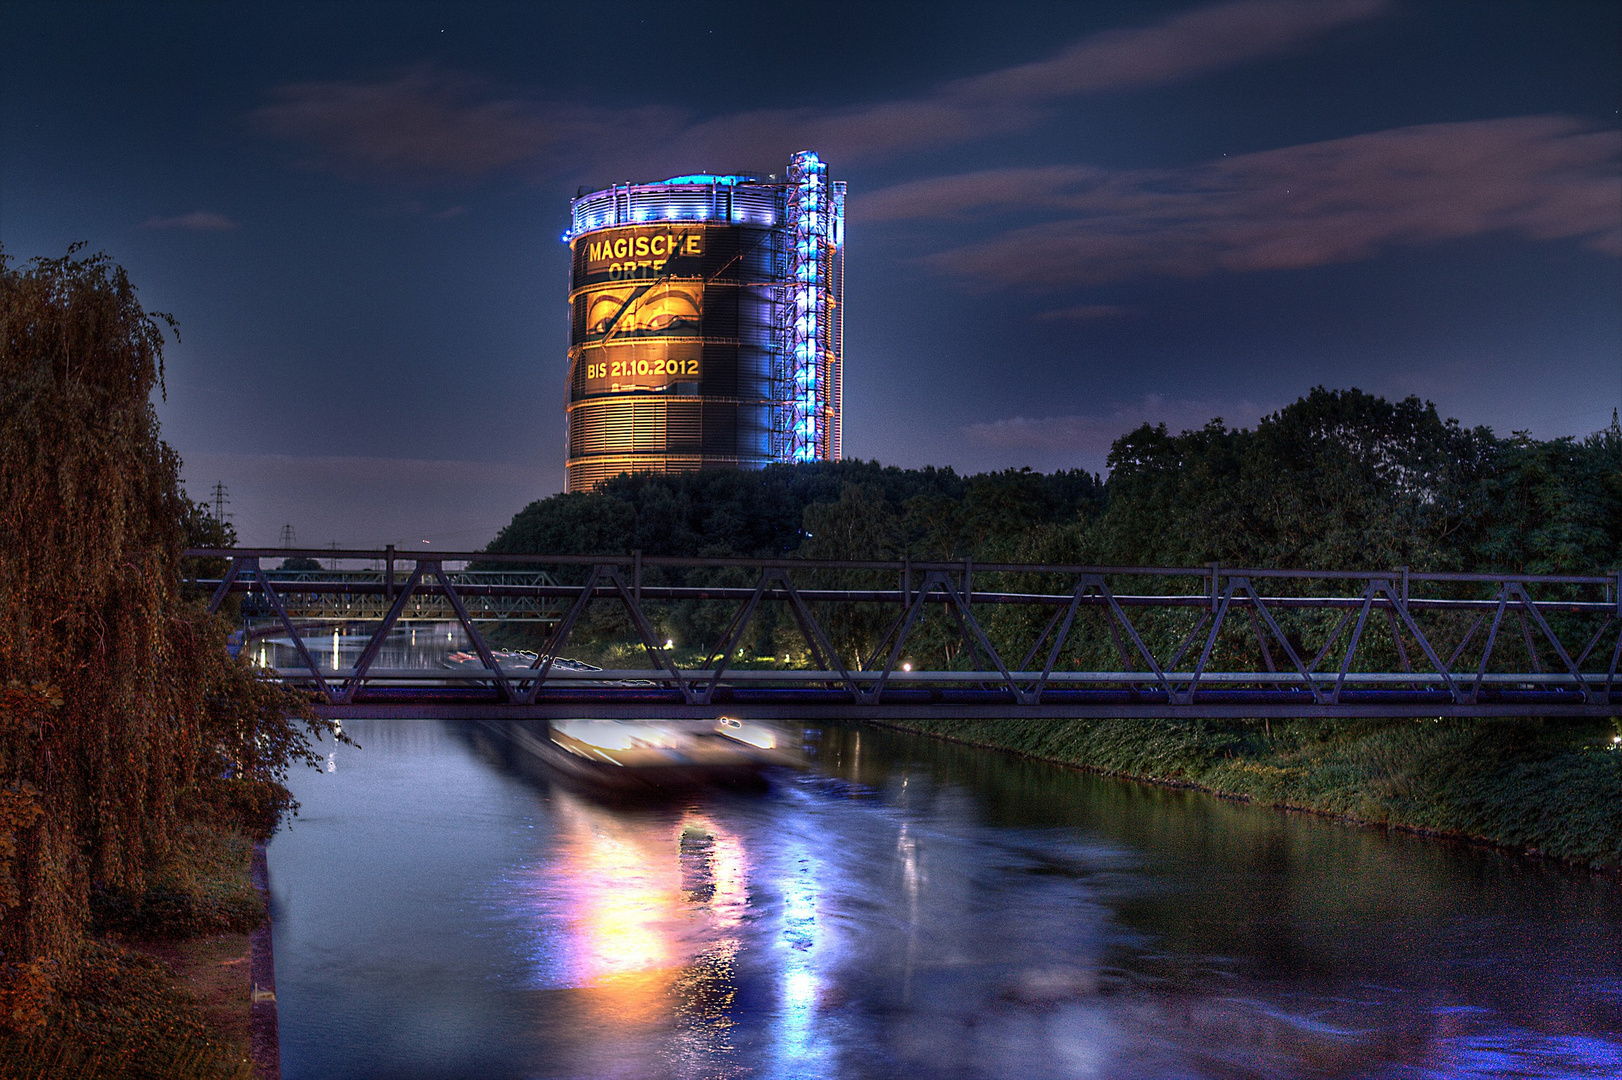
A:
[{"left": 190, "top": 548, "right": 1622, "bottom": 722}]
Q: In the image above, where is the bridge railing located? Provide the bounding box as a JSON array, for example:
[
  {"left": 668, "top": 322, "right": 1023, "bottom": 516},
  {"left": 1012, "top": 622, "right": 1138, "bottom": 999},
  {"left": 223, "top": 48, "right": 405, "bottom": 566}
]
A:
[{"left": 185, "top": 548, "right": 1622, "bottom": 719}]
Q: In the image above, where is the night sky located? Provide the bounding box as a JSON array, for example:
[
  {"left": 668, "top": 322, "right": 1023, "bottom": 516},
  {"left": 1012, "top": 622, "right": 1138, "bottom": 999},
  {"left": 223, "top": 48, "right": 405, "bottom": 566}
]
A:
[{"left": 2, "top": 1, "right": 1617, "bottom": 549}]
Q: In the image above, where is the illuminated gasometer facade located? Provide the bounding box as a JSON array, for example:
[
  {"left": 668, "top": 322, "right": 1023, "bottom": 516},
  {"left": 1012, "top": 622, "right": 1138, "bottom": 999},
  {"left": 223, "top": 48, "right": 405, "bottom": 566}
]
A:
[{"left": 563, "top": 151, "right": 844, "bottom": 492}]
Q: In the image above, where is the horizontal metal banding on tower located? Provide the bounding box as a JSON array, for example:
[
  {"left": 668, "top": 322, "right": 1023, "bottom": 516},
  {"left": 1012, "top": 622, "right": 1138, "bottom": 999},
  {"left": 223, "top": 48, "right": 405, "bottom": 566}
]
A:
[{"left": 565, "top": 399, "right": 771, "bottom": 460}]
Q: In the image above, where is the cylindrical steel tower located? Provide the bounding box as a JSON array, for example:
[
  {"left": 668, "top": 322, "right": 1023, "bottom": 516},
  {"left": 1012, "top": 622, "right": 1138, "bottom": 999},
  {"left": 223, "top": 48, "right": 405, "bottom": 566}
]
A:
[{"left": 563, "top": 152, "right": 844, "bottom": 493}]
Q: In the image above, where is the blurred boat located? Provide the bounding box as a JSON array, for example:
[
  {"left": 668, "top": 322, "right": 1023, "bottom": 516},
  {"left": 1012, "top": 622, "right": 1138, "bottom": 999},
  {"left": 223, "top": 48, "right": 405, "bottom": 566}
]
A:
[
  {"left": 443, "top": 649, "right": 598, "bottom": 675},
  {"left": 536, "top": 717, "right": 799, "bottom": 792}
]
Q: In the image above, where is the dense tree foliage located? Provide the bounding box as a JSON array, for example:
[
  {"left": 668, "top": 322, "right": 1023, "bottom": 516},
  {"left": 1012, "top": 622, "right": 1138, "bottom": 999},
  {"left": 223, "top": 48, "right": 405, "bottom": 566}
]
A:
[
  {"left": 486, "top": 462, "right": 1105, "bottom": 659},
  {"left": 493, "top": 390, "right": 1618, "bottom": 575},
  {"left": 487, "top": 389, "right": 1619, "bottom": 669},
  {"left": 488, "top": 461, "right": 1103, "bottom": 564},
  {"left": 1086, "top": 388, "right": 1619, "bottom": 573},
  {"left": 0, "top": 247, "right": 332, "bottom": 1026}
]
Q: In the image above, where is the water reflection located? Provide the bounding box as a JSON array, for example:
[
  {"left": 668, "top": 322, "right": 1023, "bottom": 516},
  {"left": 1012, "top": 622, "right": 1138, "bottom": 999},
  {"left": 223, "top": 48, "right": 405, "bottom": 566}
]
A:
[
  {"left": 773, "top": 826, "right": 827, "bottom": 1079},
  {"left": 483, "top": 741, "right": 1151, "bottom": 1079},
  {"left": 260, "top": 620, "right": 471, "bottom": 671},
  {"left": 501, "top": 792, "right": 757, "bottom": 1077},
  {"left": 269, "top": 718, "right": 1622, "bottom": 1080}
]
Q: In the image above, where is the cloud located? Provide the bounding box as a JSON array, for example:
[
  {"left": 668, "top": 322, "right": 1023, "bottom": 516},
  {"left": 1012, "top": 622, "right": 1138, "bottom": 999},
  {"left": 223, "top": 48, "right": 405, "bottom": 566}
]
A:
[
  {"left": 1037, "top": 304, "right": 1136, "bottom": 322},
  {"left": 880, "top": 115, "right": 1620, "bottom": 286},
  {"left": 140, "top": 210, "right": 239, "bottom": 231},
  {"left": 963, "top": 395, "right": 1272, "bottom": 458},
  {"left": 256, "top": 69, "right": 578, "bottom": 178},
  {"left": 858, "top": 165, "right": 1107, "bottom": 223},
  {"left": 254, "top": 1, "right": 1385, "bottom": 180},
  {"left": 940, "top": 0, "right": 1385, "bottom": 103}
]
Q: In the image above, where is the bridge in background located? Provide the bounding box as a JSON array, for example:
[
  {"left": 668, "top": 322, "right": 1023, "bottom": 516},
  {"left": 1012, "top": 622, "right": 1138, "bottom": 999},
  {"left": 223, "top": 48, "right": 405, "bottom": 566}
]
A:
[
  {"left": 232, "top": 565, "right": 562, "bottom": 624},
  {"left": 189, "top": 548, "right": 1622, "bottom": 722}
]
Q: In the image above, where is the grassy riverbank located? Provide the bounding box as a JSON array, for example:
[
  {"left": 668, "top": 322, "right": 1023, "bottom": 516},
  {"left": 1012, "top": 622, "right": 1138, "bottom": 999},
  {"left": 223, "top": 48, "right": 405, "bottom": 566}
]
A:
[
  {"left": 872, "top": 716, "right": 1622, "bottom": 870},
  {"left": 0, "top": 814, "right": 268, "bottom": 1080}
]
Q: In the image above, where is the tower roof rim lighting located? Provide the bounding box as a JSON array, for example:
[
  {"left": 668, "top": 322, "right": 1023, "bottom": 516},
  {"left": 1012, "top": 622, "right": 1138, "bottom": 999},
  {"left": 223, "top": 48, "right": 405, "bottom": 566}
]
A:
[
  {"left": 571, "top": 174, "right": 764, "bottom": 207},
  {"left": 658, "top": 173, "right": 758, "bottom": 186}
]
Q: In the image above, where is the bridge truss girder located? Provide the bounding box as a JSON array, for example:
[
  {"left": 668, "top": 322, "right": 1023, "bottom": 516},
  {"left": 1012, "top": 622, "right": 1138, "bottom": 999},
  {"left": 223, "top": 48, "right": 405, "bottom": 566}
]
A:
[{"left": 191, "top": 549, "right": 1622, "bottom": 721}]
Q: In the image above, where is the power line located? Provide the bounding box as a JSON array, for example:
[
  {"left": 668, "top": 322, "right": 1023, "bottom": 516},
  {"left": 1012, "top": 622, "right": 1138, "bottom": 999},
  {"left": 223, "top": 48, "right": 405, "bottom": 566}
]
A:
[{"left": 209, "top": 481, "right": 231, "bottom": 523}]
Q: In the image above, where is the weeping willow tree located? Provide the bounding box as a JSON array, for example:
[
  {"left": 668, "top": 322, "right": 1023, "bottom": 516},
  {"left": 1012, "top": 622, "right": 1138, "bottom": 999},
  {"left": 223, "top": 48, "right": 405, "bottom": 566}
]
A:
[{"left": 0, "top": 245, "right": 329, "bottom": 1027}]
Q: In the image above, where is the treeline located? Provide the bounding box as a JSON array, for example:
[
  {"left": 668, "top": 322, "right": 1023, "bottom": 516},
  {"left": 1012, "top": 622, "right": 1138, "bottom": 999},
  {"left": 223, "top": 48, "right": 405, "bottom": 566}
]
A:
[
  {"left": 487, "top": 390, "right": 1619, "bottom": 663},
  {"left": 485, "top": 463, "right": 1104, "bottom": 658},
  {"left": 1086, "top": 388, "right": 1619, "bottom": 573},
  {"left": 0, "top": 247, "right": 332, "bottom": 1037},
  {"left": 493, "top": 388, "right": 1619, "bottom": 574},
  {"left": 489, "top": 460, "right": 1106, "bottom": 564}
]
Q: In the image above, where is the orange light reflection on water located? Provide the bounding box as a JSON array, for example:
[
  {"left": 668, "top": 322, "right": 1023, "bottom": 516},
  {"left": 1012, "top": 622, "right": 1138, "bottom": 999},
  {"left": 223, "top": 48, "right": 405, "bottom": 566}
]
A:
[{"left": 539, "top": 794, "right": 752, "bottom": 1035}]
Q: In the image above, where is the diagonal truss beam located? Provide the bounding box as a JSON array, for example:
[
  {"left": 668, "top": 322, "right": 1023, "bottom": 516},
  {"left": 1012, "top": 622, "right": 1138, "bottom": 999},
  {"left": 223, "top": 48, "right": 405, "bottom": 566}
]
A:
[
  {"left": 340, "top": 562, "right": 428, "bottom": 705},
  {"left": 428, "top": 561, "right": 514, "bottom": 702},
  {"left": 247, "top": 560, "right": 336, "bottom": 704},
  {"left": 686, "top": 569, "right": 857, "bottom": 705},
  {"left": 207, "top": 557, "right": 246, "bottom": 615},
  {"left": 1231, "top": 577, "right": 1324, "bottom": 703},
  {"left": 859, "top": 570, "right": 1018, "bottom": 703},
  {"left": 517, "top": 564, "right": 608, "bottom": 705},
  {"left": 207, "top": 551, "right": 1617, "bottom": 717},
  {"left": 515, "top": 565, "right": 690, "bottom": 703}
]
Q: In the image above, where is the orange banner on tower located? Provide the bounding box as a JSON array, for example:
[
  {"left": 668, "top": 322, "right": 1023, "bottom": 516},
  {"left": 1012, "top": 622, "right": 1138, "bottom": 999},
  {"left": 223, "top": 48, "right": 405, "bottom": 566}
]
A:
[{"left": 580, "top": 282, "right": 702, "bottom": 342}]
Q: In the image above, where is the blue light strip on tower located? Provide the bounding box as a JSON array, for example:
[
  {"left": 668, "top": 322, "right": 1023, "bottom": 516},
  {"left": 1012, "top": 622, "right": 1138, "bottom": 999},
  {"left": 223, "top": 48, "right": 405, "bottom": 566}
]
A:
[
  {"left": 784, "top": 150, "right": 833, "bottom": 463},
  {"left": 658, "top": 174, "right": 757, "bottom": 186}
]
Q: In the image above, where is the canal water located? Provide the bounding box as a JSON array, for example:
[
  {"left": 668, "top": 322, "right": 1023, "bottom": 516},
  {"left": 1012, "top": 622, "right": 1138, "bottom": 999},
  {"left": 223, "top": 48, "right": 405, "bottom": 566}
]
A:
[{"left": 269, "top": 717, "right": 1621, "bottom": 1079}]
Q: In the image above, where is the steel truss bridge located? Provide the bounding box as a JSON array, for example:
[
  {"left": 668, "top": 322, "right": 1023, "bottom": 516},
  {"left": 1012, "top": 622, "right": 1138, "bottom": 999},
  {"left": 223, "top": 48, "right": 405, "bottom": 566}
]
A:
[
  {"left": 233, "top": 566, "right": 561, "bottom": 623},
  {"left": 189, "top": 548, "right": 1622, "bottom": 722}
]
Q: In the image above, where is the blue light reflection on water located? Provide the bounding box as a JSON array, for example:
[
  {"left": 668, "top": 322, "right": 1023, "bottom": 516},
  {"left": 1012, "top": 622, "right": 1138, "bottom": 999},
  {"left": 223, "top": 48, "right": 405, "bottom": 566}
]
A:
[
  {"left": 772, "top": 826, "right": 826, "bottom": 1079},
  {"left": 268, "top": 719, "right": 1622, "bottom": 1079},
  {"left": 1376, "top": 1028, "right": 1622, "bottom": 1079}
]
